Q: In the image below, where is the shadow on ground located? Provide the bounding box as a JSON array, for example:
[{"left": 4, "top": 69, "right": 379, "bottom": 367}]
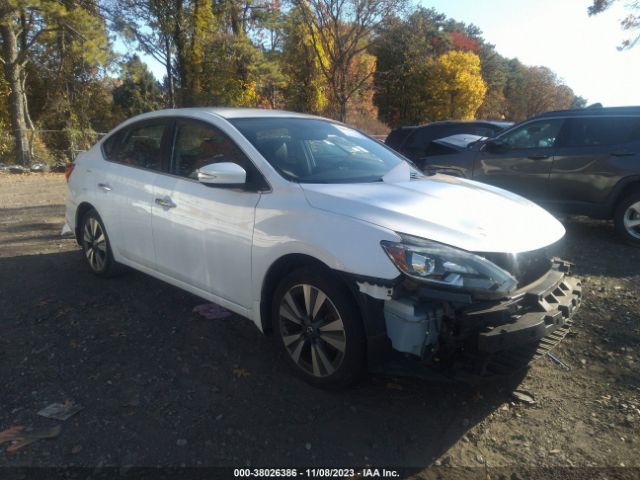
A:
[{"left": 0, "top": 250, "right": 526, "bottom": 470}]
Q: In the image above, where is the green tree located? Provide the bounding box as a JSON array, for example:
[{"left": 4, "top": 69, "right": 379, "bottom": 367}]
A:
[
  {"left": 0, "top": 0, "right": 110, "bottom": 164},
  {"left": 372, "top": 8, "right": 451, "bottom": 126},
  {"left": 281, "top": 8, "right": 328, "bottom": 113},
  {"left": 112, "top": 55, "right": 164, "bottom": 119}
]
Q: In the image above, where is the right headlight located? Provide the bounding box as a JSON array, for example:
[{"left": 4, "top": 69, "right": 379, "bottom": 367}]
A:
[{"left": 381, "top": 234, "right": 517, "bottom": 299}]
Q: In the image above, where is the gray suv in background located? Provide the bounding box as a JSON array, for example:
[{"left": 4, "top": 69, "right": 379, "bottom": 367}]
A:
[{"left": 421, "top": 106, "right": 640, "bottom": 245}]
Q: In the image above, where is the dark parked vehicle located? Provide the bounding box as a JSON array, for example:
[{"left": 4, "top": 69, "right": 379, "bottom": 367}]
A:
[
  {"left": 385, "top": 120, "right": 512, "bottom": 163},
  {"left": 422, "top": 106, "right": 640, "bottom": 245}
]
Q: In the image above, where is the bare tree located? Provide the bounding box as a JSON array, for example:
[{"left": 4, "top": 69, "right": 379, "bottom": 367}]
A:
[{"left": 292, "top": 0, "right": 405, "bottom": 122}]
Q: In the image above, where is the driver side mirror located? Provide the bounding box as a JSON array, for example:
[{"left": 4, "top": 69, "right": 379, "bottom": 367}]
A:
[
  {"left": 483, "top": 139, "right": 509, "bottom": 154},
  {"left": 197, "top": 162, "right": 246, "bottom": 186}
]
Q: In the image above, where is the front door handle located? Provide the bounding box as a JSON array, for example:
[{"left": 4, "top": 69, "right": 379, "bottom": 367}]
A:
[
  {"left": 528, "top": 154, "right": 550, "bottom": 160},
  {"left": 155, "top": 196, "right": 177, "bottom": 209},
  {"left": 98, "top": 183, "right": 112, "bottom": 191}
]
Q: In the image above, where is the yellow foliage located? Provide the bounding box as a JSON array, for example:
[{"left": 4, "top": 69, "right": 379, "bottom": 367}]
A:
[
  {"left": 236, "top": 80, "right": 262, "bottom": 107},
  {"left": 424, "top": 50, "right": 487, "bottom": 121}
]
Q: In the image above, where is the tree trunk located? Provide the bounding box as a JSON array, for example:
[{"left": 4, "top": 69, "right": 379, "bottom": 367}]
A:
[
  {"left": 164, "top": 36, "right": 175, "bottom": 108},
  {"left": 0, "top": 22, "right": 31, "bottom": 166}
]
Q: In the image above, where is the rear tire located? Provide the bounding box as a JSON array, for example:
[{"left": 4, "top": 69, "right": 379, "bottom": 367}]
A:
[
  {"left": 614, "top": 193, "right": 640, "bottom": 246},
  {"left": 80, "top": 209, "right": 123, "bottom": 276},
  {"left": 271, "top": 267, "right": 366, "bottom": 389}
]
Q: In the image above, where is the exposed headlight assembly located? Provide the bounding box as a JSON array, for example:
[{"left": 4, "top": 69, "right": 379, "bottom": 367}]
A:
[{"left": 381, "top": 234, "right": 517, "bottom": 299}]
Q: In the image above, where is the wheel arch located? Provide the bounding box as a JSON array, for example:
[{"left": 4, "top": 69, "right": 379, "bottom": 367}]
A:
[
  {"left": 74, "top": 201, "right": 97, "bottom": 244},
  {"left": 604, "top": 176, "right": 640, "bottom": 217},
  {"left": 613, "top": 179, "right": 640, "bottom": 212},
  {"left": 259, "top": 253, "right": 352, "bottom": 334}
]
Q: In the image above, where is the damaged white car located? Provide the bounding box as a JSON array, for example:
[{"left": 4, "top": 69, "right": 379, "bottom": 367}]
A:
[{"left": 64, "top": 108, "right": 581, "bottom": 388}]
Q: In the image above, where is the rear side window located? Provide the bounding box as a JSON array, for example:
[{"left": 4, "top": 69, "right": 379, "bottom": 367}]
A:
[
  {"left": 559, "top": 116, "right": 640, "bottom": 147},
  {"left": 385, "top": 128, "right": 414, "bottom": 148},
  {"left": 404, "top": 126, "right": 446, "bottom": 152},
  {"left": 103, "top": 122, "right": 167, "bottom": 170},
  {"left": 102, "top": 131, "right": 123, "bottom": 160}
]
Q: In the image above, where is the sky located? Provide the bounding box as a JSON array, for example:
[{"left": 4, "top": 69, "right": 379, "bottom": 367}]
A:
[
  {"left": 126, "top": 0, "right": 640, "bottom": 107},
  {"left": 423, "top": 0, "right": 640, "bottom": 106}
]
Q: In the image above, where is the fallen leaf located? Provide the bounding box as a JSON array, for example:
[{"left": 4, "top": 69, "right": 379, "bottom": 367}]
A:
[
  {"left": 385, "top": 382, "right": 403, "bottom": 391},
  {"left": 5, "top": 425, "right": 61, "bottom": 453},
  {"left": 232, "top": 368, "right": 250, "bottom": 378},
  {"left": 0, "top": 426, "right": 25, "bottom": 444}
]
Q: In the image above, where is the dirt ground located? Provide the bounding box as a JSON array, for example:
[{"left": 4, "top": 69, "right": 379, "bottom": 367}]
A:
[{"left": 0, "top": 173, "right": 639, "bottom": 479}]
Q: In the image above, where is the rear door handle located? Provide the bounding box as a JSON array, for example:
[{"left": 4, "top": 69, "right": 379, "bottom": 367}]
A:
[
  {"left": 528, "top": 154, "right": 550, "bottom": 160},
  {"left": 155, "top": 196, "right": 177, "bottom": 209},
  {"left": 611, "top": 150, "right": 635, "bottom": 157},
  {"left": 98, "top": 183, "right": 112, "bottom": 191}
]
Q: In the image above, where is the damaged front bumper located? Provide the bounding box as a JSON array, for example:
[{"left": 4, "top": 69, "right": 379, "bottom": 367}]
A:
[{"left": 352, "top": 259, "right": 582, "bottom": 376}]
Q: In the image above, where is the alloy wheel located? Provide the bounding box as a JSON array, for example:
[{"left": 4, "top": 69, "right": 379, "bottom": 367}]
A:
[
  {"left": 83, "top": 217, "right": 107, "bottom": 272},
  {"left": 623, "top": 201, "right": 640, "bottom": 240},
  {"left": 278, "top": 284, "right": 346, "bottom": 378}
]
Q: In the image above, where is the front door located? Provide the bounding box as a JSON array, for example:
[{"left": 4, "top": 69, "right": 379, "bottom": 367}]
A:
[
  {"left": 472, "top": 118, "right": 565, "bottom": 203},
  {"left": 151, "top": 118, "right": 261, "bottom": 309}
]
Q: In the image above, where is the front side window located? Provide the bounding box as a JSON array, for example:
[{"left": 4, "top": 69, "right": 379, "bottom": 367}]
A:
[
  {"left": 172, "top": 121, "right": 249, "bottom": 179},
  {"left": 501, "top": 119, "right": 564, "bottom": 149},
  {"left": 230, "top": 118, "right": 418, "bottom": 183},
  {"left": 105, "top": 122, "right": 167, "bottom": 170}
]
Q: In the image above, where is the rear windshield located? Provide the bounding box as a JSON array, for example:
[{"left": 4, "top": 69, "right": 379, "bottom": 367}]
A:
[{"left": 230, "top": 117, "right": 418, "bottom": 183}]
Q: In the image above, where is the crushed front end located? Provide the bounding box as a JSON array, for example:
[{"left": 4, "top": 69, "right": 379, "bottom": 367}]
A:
[{"left": 353, "top": 240, "right": 582, "bottom": 377}]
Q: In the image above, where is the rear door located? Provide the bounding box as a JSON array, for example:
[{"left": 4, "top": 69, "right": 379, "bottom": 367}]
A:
[
  {"left": 472, "top": 118, "right": 565, "bottom": 202},
  {"left": 100, "top": 119, "right": 171, "bottom": 268},
  {"left": 151, "top": 118, "right": 262, "bottom": 309},
  {"left": 549, "top": 116, "right": 640, "bottom": 210}
]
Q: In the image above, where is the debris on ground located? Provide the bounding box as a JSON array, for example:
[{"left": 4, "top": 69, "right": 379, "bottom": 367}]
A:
[
  {"left": 0, "top": 425, "right": 62, "bottom": 453},
  {"left": 192, "top": 303, "right": 232, "bottom": 320},
  {"left": 37, "top": 401, "right": 83, "bottom": 421},
  {"left": 511, "top": 390, "right": 536, "bottom": 406},
  {"left": 385, "top": 382, "right": 404, "bottom": 391},
  {"left": 546, "top": 351, "right": 570, "bottom": 370}
]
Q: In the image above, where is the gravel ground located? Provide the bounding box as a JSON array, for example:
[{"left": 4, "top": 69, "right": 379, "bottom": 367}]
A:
[{"left": 0, "top": 173, "right": 639, "bottom": 479}]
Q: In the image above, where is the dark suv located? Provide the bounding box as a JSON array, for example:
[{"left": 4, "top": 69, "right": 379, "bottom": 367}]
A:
[
  {"left": 385, "top": 120, "right": 512, "bottom": 162},
  {"left": 422, "top": 106, "right": 640, "bottom": 245}
]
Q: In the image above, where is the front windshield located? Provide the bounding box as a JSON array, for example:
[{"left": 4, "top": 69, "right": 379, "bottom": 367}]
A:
[{"left": 230, "top": 117, "right": 419, "bottom": 183}]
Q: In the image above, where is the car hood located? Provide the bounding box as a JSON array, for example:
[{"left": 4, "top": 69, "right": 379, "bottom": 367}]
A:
[
  {"left": 300, "top": 174, "right": 565, "bottom": 253},
  {"left": 432, "top": 134, "right": 486, "bottom": 150}
]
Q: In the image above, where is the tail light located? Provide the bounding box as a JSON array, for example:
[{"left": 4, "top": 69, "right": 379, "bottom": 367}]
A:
[{"left": 64, "top": 163, "right": 75, "bottom": 183}]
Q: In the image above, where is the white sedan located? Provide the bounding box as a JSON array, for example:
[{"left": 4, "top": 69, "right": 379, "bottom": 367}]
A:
[{"left": 64, "top": 108, "right": 581, "bottom": 387}]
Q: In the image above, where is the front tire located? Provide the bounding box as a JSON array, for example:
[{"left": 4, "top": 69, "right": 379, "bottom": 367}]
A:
[
  {"left": 271, "top": 267, "right": 366, "bottom": 388},
  {"left": 614, "top": 193, "right": 640, "bottom": 246},
  {"left": 80, "top": 209, "right": 122, "bottom": 276}
]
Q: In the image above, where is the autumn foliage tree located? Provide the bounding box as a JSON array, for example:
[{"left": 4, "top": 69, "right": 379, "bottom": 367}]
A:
[
  {"left": 0, "top": 2, "right": 589, "bottom": 165},
  {"left": 292, "top": 0, "right": 406, "bottom": 122},
  {"left": 424, "top": 50, "right": 487, "bottom": 121}
]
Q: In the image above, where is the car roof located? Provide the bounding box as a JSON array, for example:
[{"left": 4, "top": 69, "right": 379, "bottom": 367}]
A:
[
  {"left": 410, "top": 120, "right": 513, "bottom": 129},
  {"left": 131, "top": 107, "right": 323, "bottom": 121},
  {"left": 537, "top": 106, "right": 640, "bottom": 118}
]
